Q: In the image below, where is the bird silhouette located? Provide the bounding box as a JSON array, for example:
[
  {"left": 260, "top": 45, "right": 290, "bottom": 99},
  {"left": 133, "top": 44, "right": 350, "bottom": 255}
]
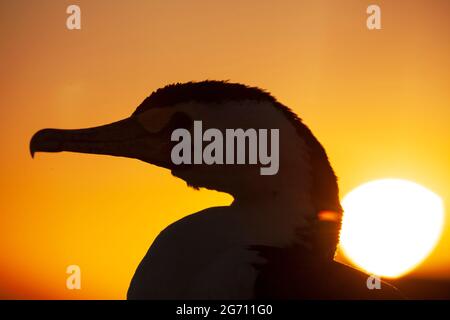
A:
[{"left": 30, "top": 81, "right": 402, "bottom": 299}]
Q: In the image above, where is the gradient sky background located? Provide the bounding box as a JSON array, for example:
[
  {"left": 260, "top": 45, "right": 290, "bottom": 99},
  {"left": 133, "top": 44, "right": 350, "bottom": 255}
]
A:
[{"left": 0, "top": 0, "right": 449, "bottom": 299}]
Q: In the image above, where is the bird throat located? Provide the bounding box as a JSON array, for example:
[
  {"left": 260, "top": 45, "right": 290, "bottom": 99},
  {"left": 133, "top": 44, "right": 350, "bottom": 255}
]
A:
[{"left": 230, "top": 190, "right": 316, "bottom": 248}]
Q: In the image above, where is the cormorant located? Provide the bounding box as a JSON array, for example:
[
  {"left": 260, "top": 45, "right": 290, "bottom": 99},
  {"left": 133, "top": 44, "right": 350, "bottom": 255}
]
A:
[{"left": 30, "top": 81, "right": 403, "bottom": 299}]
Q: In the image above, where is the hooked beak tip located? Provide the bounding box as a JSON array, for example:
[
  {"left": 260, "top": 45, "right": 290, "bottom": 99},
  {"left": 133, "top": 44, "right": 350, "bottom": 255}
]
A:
[
  {"left": 29, "top": 133, "right": 38, "bottom": 158},
  {"left": 29, "top": 128, "right": 61, "bottom": 158}
]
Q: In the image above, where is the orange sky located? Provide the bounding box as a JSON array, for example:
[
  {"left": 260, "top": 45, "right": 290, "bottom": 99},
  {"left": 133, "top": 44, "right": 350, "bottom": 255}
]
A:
[{"left": 0, "top": 0, "right": 449, "bottom": 299}]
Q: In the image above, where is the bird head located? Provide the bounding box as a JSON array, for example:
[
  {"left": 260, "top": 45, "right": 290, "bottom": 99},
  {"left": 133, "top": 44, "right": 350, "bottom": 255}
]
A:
[{"left": 30, "top": 81, "right": 342, "bottom": 256}]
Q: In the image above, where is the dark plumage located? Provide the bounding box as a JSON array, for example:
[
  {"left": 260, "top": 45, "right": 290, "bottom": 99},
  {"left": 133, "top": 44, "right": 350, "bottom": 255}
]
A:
[
  {"left": 252, "top": 244, "right": 403, "bottom": 299},
  {"left": 133, "top": 81, "right": 342, "bottom": 259},
  {"left": 30, "top": 80, "right": 402, "bottom": 299}
]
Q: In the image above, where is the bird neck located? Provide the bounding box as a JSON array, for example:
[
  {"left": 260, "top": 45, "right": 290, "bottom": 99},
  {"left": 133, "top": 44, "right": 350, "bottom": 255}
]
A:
[{"left": 230, "top": 188, "right": 316, "bottom": 248}]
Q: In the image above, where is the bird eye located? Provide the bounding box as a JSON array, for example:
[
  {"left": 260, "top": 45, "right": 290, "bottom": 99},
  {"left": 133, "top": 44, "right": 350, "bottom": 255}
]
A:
[{"left": 165, "top": 112, "right": 193, "bottom": 132}]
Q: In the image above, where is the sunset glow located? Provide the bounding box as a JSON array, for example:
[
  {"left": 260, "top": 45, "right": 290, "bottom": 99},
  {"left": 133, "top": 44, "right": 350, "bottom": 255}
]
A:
[
  {"left": 339, "top": 179, "right": 445, "bottom": 278},
  {"left": 1, "top": 0, "right": 449, "bottom": 299}
]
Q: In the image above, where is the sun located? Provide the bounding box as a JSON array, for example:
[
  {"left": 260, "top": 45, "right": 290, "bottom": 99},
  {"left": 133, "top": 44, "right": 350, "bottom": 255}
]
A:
[{"left": 338, "top": 178, "right": 444, "bottom": 278}]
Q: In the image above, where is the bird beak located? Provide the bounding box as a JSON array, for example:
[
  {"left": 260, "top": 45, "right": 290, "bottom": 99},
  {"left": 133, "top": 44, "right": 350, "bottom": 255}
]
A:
[{"left": 29, "top": 116, "right": 173, "bottom": 168}]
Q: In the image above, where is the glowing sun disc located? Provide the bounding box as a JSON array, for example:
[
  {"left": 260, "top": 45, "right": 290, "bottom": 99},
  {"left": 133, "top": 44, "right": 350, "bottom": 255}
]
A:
[{"left": 339, "top": 178, "right": 444, "bottom": 278}]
